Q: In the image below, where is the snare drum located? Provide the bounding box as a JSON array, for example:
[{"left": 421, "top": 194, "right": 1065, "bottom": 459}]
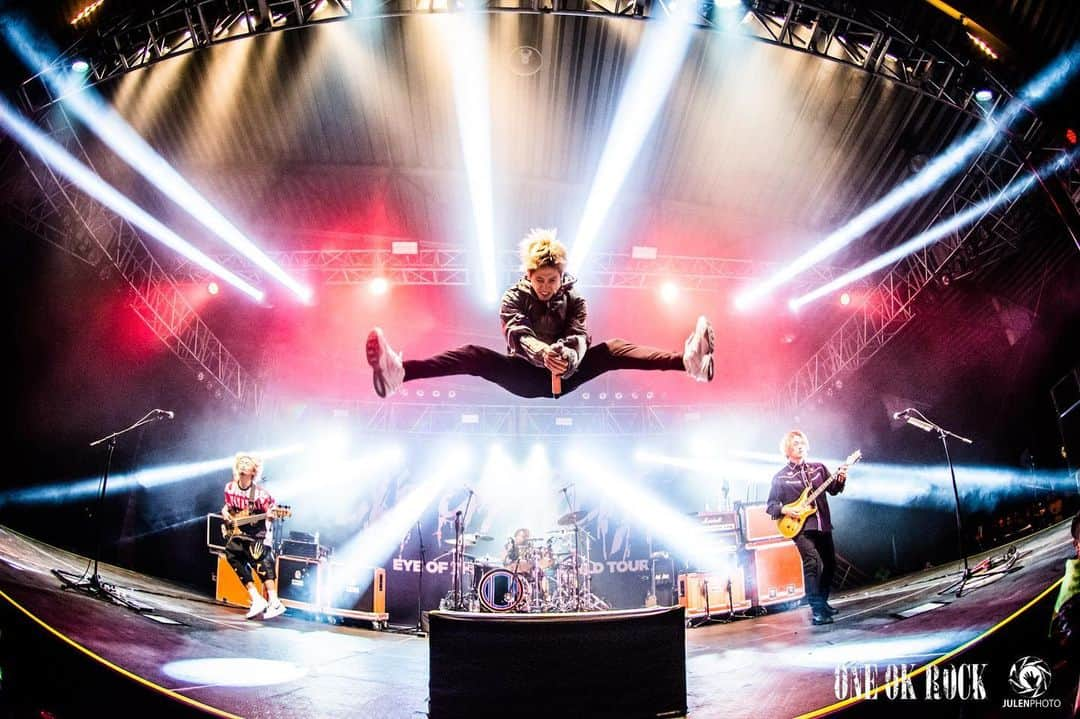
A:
[{"left": 477, "top": 568, "right": 527, "bottom": 612}]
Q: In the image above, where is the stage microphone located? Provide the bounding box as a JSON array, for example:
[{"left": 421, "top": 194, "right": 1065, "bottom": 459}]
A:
[
  {"left": 155, "top": 409, "right": 175, "bottom": 419},
  {"left": 903, "top": 415, "right": 937, "bottom": 433},
  {"left": 892, "top": 409, "right": 911, "bottom": 420},
  {"left": 558, "top": 483, "right": 575, "bottom": 492}
]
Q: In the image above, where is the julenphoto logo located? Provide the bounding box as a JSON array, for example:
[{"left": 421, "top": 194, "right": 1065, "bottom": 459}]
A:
[{"left": 1008, "top": 656, "right": 1051, "bottom": 699}]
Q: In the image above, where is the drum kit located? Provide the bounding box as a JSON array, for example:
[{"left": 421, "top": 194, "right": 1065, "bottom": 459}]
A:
[{"left": 440, "top": 508, "right": 609, "bottom": 614}]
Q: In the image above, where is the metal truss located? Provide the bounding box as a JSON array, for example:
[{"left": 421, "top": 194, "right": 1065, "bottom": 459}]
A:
[
  {"left": 168, "top": 246, "right": 866, "bottom": 292},
  {"left": 773, "top": 122, "right": 1043, "bottom": 413},
  {"left": 271, "top": 398, "right": 722, "bottom": 435},
  {"left": 5, "top": 107, "right": 264, "bottom": 413},
  {"left": 26, "top": 0, "right": 994, "bottom": 121}
]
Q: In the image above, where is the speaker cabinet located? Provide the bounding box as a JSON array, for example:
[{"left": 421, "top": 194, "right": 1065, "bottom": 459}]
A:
[
  {"left": 678, "top": 569, "right": 751, "bottom": 615},
  {"left": 214, "top": 554, "right": 265, "bottom": 607},
  {"left": 324, "top": 562, "right": 387, "bottom": 617},
  {"left": 746, "top": 540, "right": 805, "bottom": 607},
  {"left": 277, "top": 555, "right": 322, "bottom": 606},
  {"left": 428, "top": 607, "right": 686, "bottom": 719},
  {"left": 737, "top": 501, "right": 784, "bottom": 543}
]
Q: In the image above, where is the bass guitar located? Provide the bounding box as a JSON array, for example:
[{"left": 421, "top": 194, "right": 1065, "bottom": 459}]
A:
[
  {"left": 221, "top": 506, "right": 292, "bottom": 542},
  {"left": 776, "top": 450, "right": 861, "bottom": 539}
]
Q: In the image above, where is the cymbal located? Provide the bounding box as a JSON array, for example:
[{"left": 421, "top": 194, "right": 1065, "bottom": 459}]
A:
[
  {"left": 443, "top": 533, "right": 493, "bottom": 546},
  {"left": 557, "top": 510, "right": 588, "bottom": 526}
]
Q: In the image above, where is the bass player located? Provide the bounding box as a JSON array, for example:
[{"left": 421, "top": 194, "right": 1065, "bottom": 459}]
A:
[{"left": 222, "top": 452, "right": 286, "bottom": 619}]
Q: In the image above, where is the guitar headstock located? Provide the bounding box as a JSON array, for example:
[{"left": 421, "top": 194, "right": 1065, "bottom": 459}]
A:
[
  {"left": 843, "top": 449, "right": 862, "bottom": 467},
  {"left": 272, "top": 505, "right": 293, "bottom": 519}
]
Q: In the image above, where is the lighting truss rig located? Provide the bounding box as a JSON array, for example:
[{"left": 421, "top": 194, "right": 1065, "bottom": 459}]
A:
[
  {"left": 25, "top": 0, "right": 1006, "bottom": 123},
  {"left": 168, "top": 246, "right": 871, "bottom": 292},
  {"left": 268, "top": 398, "right": 727, "bottom": 436}
]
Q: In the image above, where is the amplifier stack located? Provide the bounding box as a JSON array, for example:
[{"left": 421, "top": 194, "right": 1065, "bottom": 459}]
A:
[{"left": 677, "top": 502, "right": 805, "bottom": 619}]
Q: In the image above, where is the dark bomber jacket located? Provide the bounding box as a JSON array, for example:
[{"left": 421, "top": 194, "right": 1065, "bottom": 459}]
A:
[{"left": 499, "top": 273, "right": 590, "bottom": 377}]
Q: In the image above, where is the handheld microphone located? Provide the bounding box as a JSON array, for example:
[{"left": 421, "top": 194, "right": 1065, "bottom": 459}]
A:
[
  {"left": 558, "top": 483, "right": 575, "bottom": 492},
  {"left": 891, "top": 409, "right": 911, "bottom": 420}
]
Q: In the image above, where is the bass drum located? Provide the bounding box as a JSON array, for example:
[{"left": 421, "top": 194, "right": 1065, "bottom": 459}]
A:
[{"left": 477, "top": 568, "right": 527, "bottom": 613}]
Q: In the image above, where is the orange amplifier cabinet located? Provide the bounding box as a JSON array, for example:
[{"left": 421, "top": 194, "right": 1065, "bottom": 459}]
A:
[
  {"left": 745, "top": 540, "right": 805, "bottom": 607},
  {"left": 214, "top": 554, "right": 265, "bottom": 607},
  {"left": 324, "top": 562, "right": 387, "bottom": 617},
  {"left": 678, "top": 568, "right": 751, "bottom": 615},
  {"left": 737, "top": 502, "right": 784, "bottom": 543}
]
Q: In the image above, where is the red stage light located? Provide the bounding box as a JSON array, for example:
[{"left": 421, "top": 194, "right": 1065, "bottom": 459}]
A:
[
  {"left": 839, "top": 292, "right": 850, "bottom": 306},
  {"left": 207, "top": 282, "right": 219, "bottom": 295},
  {"left": 370, "top": 277, "right": 389, "bottom": 295},
  {"left": 1066, "top": 128, "right": 1078, "bottom": 145}
]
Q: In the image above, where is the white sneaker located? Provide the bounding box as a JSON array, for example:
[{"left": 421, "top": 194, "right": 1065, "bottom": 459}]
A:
[
  {"left": 245, "top": 595, "right": 268, "bottom": 619},
  {"left": 262, "top": 600, "right": 286, "bottom": 620},
  {"left": 366, "top": 327, "right": 405, "bottom": 398},
  {"left": 683, "top": 316, "right": 715, "bottom": 383}
]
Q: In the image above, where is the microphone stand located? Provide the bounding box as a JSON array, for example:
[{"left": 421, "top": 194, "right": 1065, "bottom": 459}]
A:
[
  {"left": 560, "top": 486, "right": 582, "bottom": 611},
  {"left": 411, "top": 521, "right": 427, "bottom": 635},
  {"left": 452, "top": 489, "right": 476, "bottom": 610},
  {"left": 53, "top": 410, "right": 171, "bottom": 612},
  {"left": 897, "top": 410, "right": 1013, "bottom": 597}
]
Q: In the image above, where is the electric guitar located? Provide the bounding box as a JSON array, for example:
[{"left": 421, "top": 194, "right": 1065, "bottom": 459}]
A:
[
  {"left": 221, "top": 506, "right": 292, "bottom": 542},
  {"left": 776, "top": 450, "right": 861, "bottom": 539}
]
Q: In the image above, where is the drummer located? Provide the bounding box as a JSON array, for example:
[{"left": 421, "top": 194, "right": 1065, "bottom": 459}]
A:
[
  {"left": 504, "top": 527, "right": 556, "bottom": 596},
  {"left": 503, "top": 528, "right": 536, "bottom": 574}
]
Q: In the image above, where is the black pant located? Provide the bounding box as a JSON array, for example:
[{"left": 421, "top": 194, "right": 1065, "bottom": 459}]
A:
[
  {"left": 403, "top": 340, "right": 684, "bottom": 399},
  {"left": 225, "top": 537, "right": 277, "bottom": 584},
  {"left": 793, "top": 530, "right": 835, "bottom": 613}
]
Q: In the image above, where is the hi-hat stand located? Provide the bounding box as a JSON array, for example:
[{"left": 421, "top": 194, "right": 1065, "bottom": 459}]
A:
[
  {"left": 53, "top": 409, "right": 174, "bottom": 612},
  {"left": 895, "top": 408, "right": 1014, "bottom": 597}
]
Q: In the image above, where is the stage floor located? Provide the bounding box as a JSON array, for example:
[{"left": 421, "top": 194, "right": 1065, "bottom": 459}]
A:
[{"left": 0, "top": 522, "right": 1073, "bottom": 718}]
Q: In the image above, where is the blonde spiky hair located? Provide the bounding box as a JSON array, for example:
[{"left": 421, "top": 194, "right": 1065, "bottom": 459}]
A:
[
  {"left": 519, "top": 228, "right": 568, "bottom": 273},
  {"left": 232, "top": 452, "right": 264, "bottom": 483}
]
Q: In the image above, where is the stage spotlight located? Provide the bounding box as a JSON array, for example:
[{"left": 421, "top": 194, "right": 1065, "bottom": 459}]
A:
[
  {"left": 70, "top": 59, "right": 89, "bottom": 73},
  {"left": 432, "top": 390, "right": 441, "bottom": 398},
  {"left": 1066, "top": 128, "right": 1077, "bottom": 145},
  {"left": 70, "top": 0, "right": 104, "bottom": 25},
  {"left": 0, "top": 98, "right": 264, "bottom": 302},
  {"left": 570, "top": 16, "right": 695, "bottom": 272},
  {"left": 369, "top": 277, "right": 389, "bottom": 295},
  {"left": 790, "top": 149, "right": 1079, "bottom": 310},
  {"left": 734, "top": 45, "right": 1080, "bottom": 310},
  {"left": 646, "top": 391, "right": 654, "bottom": 400},
  {"left": 598, "top": 393, "right": 607, "bottom": 400},
  {"left": 615, "top": 392, "right": 623, "bottom": 400},
  {"left": 442, "top": 14, "right": 497, "bottom": 304},
  {"left": 208, "top": 282, "right": 220, "bottom": 296},
  {"left": 582, "top": 392, "right": 591, "bottom": 400},
  {"left": 974, "top": 89, "right": 994, "bottom": 103},
  {"left": 448, "top": 390, "right": 456, "bottom": 398},
  {"left": 660, "top": 281, "right": 679, "bottom": 304},
  {"left": 3, "top": 19, "right": 312, "bottom": 304},
  {"left": 416, "top": 390, "right": 425, "bottom": 398},
  {"left": 839, "top": 292, "right": 850, "bottom": 306}
]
